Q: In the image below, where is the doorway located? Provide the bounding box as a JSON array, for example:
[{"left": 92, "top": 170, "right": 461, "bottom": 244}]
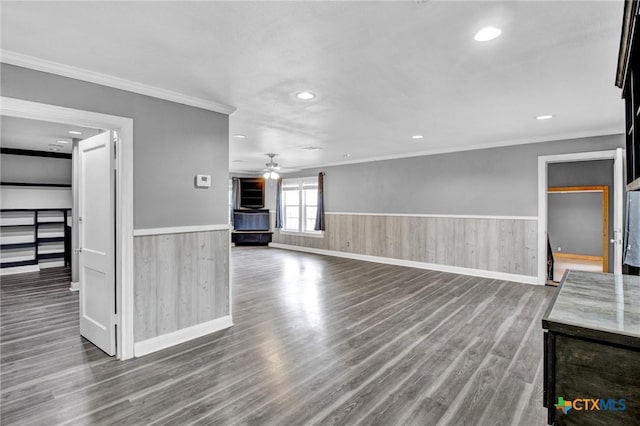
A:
[
  {"left": 537, "top": 149, "right": 625, "bottom": 285},
  {"left": 547, "top": 185, "right": 609, "bottom": 281},
  {"left": 0, "top": 96, "right": 135, "bottom": 360}
]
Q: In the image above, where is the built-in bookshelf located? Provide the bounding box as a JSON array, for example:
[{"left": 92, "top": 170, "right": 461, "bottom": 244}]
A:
[
  {"left": 617, "top": 0, "right": 640, "bottom": 191},
  {"left": 0, "top": 209, "right": 71, "bottom": 274},
  {"left": 239, "top": 178, "right": 266, "bottom": 208}
]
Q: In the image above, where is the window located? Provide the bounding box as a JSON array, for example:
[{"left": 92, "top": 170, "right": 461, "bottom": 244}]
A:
[{"left": 282, "top": 177, "right": 321, "bottom": 234}]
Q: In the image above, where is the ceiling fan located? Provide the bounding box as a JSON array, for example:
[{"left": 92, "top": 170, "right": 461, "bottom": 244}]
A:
[{"left": 263, "top": 153, "right": 280, "bottom": 179}]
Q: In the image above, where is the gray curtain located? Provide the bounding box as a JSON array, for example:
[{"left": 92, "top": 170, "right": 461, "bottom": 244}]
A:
[
  {"left": 275, "top": 177, "right": 283, "bottom": 229},
  {"left": 231, "top": 177, "right": 240, "bottom": 227},
  {"left": 314, "top": 172, "right": 325, "bottom": 231}
]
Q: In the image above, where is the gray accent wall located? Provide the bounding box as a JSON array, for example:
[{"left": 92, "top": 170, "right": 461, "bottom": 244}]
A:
[
  {"left": 1, "top": 64, "right": 229, "bottom": 229},
  {"left": 283, "top": 135, "right": 623, "bottom": 216},
  {"left": 274, "top": 135, "right": 623, "bottom": 279},
  {"left": 548, "top": 159, "right": 614, "bottom": 271},
  {"left": 2, "top": 64, "right": 230, "bottom": 349},
  {"left": 548, "top": 192, "right": 603, "bottom": 257}
]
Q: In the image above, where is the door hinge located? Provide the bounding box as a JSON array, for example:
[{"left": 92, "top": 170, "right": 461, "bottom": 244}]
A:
[
  {"left": 111, "top": 313, "right": 119, "bottom": 326},
  {"left": 113, "top": 139, "right": 118, "bottom": 170}
]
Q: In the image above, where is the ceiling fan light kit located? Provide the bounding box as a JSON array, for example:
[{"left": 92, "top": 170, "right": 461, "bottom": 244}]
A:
[{"left": 263, "top": 153, "right": 280, "bottom": 180}]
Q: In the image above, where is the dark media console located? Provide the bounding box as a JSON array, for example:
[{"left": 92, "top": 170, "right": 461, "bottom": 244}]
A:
[{"left": 231, "top": 209, "right": 272, "bottom": 246}]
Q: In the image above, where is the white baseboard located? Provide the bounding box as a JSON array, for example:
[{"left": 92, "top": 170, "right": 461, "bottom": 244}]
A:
[
  {"left": 134, "top": 315, "right": 233, "bottom": 357},
  {"left": 69, "top": 281, "right": 79, "bottom": 292},
  {"left": 0, "top": 265, "right": 39, "bottom": 276},
  {"left": 270, "top": 243, "right": 540, "bottom": 286}
]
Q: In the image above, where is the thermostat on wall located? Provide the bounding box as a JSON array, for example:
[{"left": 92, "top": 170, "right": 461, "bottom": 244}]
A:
[{"left": 195, "top": 174, "right": 211, "bottom": 188}]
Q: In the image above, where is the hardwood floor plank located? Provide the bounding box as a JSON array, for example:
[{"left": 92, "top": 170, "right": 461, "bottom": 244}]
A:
[{"left": 0, "top": 247, "right": 554, "bottom": 426}]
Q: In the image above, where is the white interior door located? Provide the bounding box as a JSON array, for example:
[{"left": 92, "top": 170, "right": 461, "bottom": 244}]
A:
[
  {"left": 78, "top": 131, "right": 116, "bottom": 355},
  {"left": 613, "top": 147, "right": 624, "bottom": 275}
]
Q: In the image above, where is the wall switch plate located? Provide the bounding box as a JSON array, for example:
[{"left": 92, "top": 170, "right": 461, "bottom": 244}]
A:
[{"left": 195, "top": 174, "right": 211, "bottom": 188}]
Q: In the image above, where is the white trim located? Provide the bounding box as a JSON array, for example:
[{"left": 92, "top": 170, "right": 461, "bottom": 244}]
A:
[
  {"left": 537, "top": 149, "right": 624, "bottom": 285},
  {"left": 234, "top": 130, "right": 624, "bottom": 173},
  {"left": 1, "top": 50, "right": 236, "bottom": 115},
  {"left": 69, "top": 281, "right": 79, "bottom": 292},
  {"left": 325, "top": 212, "right": 538, "bottom": 221},
  {"left": 270, "top": 243, "right": 540, "bottom": 286},
  {"left": 134, "top": 224, "right": 230, "bottom": 237},
  {"left": 134, "top": 315, "right": 233, "bottom": 357},
  {"left": 278, "top": 230, "right": 325, "bottom": 238},
  {"left": 1, "top": 96, "right": 135, "bottom": 361},
  {"left": 0, "top": 265, "right": 39, "bottom": 276}
]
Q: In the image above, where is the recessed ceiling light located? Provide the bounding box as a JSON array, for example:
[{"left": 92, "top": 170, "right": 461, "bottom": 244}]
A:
[
  {"left": 234, "top": 134, "right": 246, "bottom": 139},
  {"left": 56, "top": 140, "right": 69, "bottom": 144},
  {"left": 68, "top": 130, "right": 82, "bottom": 135},
  {"left": 536, "top": 114, "right": 554, "bottom": 120},
  {"left": 474, "top": 26, "right": 502, "bottom": 42},
  {"left": 302, "top": 145, "right": 323, "bottom": 150},
  {"left": 296, "top": 91, "right": 316, "bottom": 100},
  {"left": 412, "top": 135, "right": 424, "bottom": 139}
]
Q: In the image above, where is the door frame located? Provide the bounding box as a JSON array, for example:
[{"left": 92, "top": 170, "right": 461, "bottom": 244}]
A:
[
  {"left": 547, "top": 185, "right": 609, "bottom": 273},
  {"left": 538, "top": 149, "right": 625, "bottom": 285},
  {"left": 1, "top": 96, "right": 134, "bottom": 360}
]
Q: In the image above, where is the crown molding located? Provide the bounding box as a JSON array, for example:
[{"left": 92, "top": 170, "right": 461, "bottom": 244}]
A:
[
  {"left": 0, "top": 50, "right": 236, "bottom": 115},
  {"left": 229, "top": 129, "right": 624, "bottom": 174},
  {"left": 297, "top": 128, "right": 624, "bottom": 170}
]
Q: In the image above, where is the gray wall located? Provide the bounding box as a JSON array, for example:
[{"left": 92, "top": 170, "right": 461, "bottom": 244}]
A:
[
  {"left": 1, "top": 64, "right": 229, "bottom": 229},
  {"left": 282, "top": 135, "right": 624, "bottom": 216},
  {"left": 0, "top": 153, "right": 71, "bottom": 185},
  {"left": 548, "top": 159, "right": 614, "bottom": 271},
  {"left": 548, "top": 192, "right": 603, "bottom": 256}
]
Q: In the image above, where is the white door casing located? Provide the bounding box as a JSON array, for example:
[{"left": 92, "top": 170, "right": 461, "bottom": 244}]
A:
[
  {"left": 613, "top": 147, "right": 624, "bottom": 275},
  {"left": 538, "top": 149, "right": 625, "bottom": 284},
  {"left": 1, "top": 96, "right": 134, "bottom": 360},
  {"left": 78, "top": 131, "right": 116, "bottom": 355}
]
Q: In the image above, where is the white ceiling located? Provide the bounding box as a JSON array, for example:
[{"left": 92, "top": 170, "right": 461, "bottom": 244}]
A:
[
  {"left": 0, "top": 116, "right": 100, "bottom": 154},
  {"left": 0, "top": 1, "right": 626, "bottom": 173}
]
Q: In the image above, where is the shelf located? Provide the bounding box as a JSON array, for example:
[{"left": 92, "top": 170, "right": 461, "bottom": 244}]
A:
[
  {"left": 38, "top": 245, "right": 65, "bottom": 255},
  {"left": 0, "top": 233, "right": 36, "bottom": 245},
  {"left": 38, "top": 252, "right": 64, "bottom": 260},
  {"left": 0, "top": 242, "right": 35, "bottom": 250},
  {"left": 0, "top": 211, "right": 35, "bottom": 226},
  {"left": 0, "top": 259, "right": 38, "bottom": 268},
  {"left": 0, "top": 207, "right": 71, "bottom": 274},
  {"left": 37, "top": 237, "right": 65, "bottom": 244},
  {"left": 627, "top": 176, "right": 640, "bottom": 191},
  {"left": 0, "top": 182, "right": 71, "bottom": 188},
  {"left": 39, "top": 259, "right": 65, "bottom": 269}
]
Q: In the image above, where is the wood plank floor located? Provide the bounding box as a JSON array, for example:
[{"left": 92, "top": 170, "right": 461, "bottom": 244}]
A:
[{"left": 1, "top": 247, "right": 555, "bottom": 425}]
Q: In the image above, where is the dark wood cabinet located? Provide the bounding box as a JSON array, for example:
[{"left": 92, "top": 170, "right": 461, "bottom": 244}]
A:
[
  {"left": 542, "top": 271, "right": 640, "bottom": 425},
  {"left": 617, "top": 0, "right": 640, "bottom": 190}
]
